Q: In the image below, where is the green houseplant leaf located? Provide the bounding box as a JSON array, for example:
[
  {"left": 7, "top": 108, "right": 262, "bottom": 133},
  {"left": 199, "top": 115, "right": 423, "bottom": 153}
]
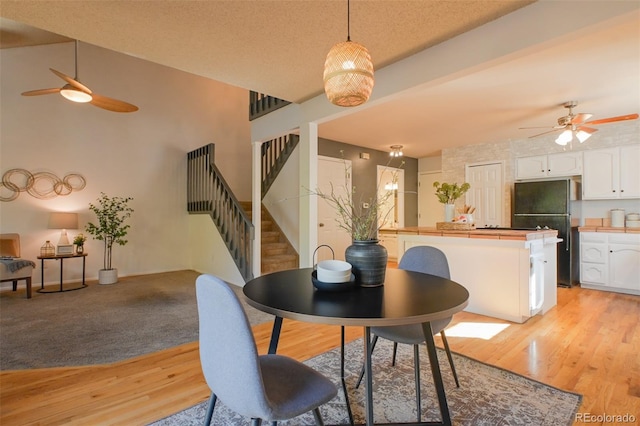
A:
[
  {"left": 85, "top": 193, "right": 134, "bottom": 270},
  {"left": 433, "top": 181, "right": 470, "bottom": 204}
]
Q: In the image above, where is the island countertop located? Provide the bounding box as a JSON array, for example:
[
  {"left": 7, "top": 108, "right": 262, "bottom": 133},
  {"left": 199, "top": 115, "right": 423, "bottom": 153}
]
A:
[{"left": 379, "top": 227, "right": 558, "bottom": 241}]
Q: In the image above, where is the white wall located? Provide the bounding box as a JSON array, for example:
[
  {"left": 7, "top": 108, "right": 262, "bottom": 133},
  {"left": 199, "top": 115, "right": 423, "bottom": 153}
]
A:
[
  {"left": 262, "top": 144, "right": 301, "bottom": 253},
  {"left": 0, "top": 42, "right": 251, "bottom": 286}
]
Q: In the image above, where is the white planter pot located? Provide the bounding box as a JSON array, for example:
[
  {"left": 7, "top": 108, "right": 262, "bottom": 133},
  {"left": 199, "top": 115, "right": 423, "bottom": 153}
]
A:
[
  {"left": 98, "top": 269, "right": 118, "bottom": 285},
  {"left": 444, "top": 204, "right": 455, "bottom": 222}
]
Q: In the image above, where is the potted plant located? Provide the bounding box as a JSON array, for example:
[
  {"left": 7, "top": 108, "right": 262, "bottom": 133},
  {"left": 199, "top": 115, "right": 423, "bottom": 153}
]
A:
[
  {"left": 85, "top": 192, "right": 134, "bottom": 284},
  {"left": 73, "top": 233, "right": 87, "bottom": 254},
  {"left": 433, "top": 181, "right": 471, "bottom": 222},
  {"left": 314, "top": 154, "right": 403, "bottom": 286}
]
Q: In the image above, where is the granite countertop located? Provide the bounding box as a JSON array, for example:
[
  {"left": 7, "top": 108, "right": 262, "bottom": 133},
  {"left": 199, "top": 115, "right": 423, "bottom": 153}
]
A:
[
  {"left": 578, "top": 226, "right": 640, "bottom": 234},
  {"left": 381, "top": 227, "right": 558, "bottom": 241}
]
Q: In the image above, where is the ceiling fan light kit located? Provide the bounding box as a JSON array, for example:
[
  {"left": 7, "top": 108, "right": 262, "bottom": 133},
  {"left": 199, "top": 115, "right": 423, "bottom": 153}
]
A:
[
  {"left": 60, "top": 85, "right": 92, "bottom": 103},
  {"left": 323, "top": 0, "right": 374, "bottom": 107},
  {"left": 21, "top": 40, "right": 138, "bottom": 113}
]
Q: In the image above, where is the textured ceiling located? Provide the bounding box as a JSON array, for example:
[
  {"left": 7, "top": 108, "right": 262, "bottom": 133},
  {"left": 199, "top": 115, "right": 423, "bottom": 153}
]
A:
[
  {"left": 1, "top": 1, "right": 638, "bottom": 158},
  {"left": 0, "top": 1, "right": 532, "bottom": 103}
]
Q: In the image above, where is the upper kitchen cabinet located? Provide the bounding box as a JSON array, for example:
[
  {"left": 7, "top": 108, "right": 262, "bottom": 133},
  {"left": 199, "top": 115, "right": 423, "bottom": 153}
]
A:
[
  {"left": 583, "top": 144, "right": 640, "bottom": 200},
  {"left": 516, "top": 152, "right": 582, "bottom": 180}
]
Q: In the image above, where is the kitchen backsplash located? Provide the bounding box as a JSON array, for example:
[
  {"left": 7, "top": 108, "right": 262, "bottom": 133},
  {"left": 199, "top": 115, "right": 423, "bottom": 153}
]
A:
[{"left": 573, "top": 199, "right": 640, "bottom": 226}]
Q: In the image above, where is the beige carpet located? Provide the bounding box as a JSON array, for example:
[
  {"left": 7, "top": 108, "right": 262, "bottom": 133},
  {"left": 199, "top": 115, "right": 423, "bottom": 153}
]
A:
[
  {"left": 151, "top": 338, "right": 582, "bottom": 425},
  {"left": 0, "top": 270, "right": 272, "bottom": 370}
]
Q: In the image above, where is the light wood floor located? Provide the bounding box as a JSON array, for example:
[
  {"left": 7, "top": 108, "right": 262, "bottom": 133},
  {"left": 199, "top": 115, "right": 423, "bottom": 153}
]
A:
[{"left": 1, "top": 285, "right": 639, "bottom": 426}]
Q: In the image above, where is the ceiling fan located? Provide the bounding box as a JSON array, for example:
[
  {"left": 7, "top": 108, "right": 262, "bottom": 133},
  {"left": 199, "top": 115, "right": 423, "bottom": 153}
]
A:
[
  {"left": 21, "top": 41, "right": 139, "bottom": 113},
  {"left": 520, "top": 101, "right": 638, "bottom": 146}
]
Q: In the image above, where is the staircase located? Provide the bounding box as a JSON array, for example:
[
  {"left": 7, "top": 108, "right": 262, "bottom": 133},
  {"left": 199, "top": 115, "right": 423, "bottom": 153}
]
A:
[{"left": 241, "top": 202, "right": 298, "bottom": 274}]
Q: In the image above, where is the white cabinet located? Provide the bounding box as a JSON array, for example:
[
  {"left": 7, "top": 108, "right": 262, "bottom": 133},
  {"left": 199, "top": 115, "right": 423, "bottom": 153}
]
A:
[
  {"left": 580, "top": 232, "right": 640, "bottom": 294},
  {"left": 583, "top": 145, "right": 640, "bottom": 199},
  {"left": 379, "top": 231, "right": 398, "bottom": 261},
  {"left": 516, "top": 152, "right": 582, "bottom": 179}
]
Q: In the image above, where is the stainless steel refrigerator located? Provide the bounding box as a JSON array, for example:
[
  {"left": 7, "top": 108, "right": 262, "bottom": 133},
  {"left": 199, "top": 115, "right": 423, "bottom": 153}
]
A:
[{"left": 512, "top": 179, "right": 577, "bottom": 287}]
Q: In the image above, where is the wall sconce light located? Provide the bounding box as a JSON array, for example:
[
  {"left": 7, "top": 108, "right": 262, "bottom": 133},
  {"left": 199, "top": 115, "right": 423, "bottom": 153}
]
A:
[
  {"left": 389, "top": 145, "right": 404, "bottom": 157},
  {"left": 48, "top": 212, "right": 79, "bottom": 246}
]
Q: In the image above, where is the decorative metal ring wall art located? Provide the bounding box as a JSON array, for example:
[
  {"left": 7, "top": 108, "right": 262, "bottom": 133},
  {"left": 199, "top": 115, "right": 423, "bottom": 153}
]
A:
[{"left": 0, "top": 168, "right": 86, "bottom": 201}]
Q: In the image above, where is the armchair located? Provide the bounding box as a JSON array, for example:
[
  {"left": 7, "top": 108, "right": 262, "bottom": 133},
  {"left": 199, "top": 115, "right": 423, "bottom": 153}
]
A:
[{"left": 1, "top": 234, "right": 35, "bottom": 299}]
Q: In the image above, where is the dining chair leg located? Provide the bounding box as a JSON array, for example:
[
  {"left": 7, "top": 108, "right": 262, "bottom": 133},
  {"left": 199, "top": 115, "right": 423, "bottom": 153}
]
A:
[
  {"left": 355, "top": 334, "right": 379, "bottom": 389},
  {"left": 203, "top": 392, "right": 217, "bottom": 426},
  {"left": 312, "top": 407, "right": 325, "bottom": 426},
  {"left": 414, "top": 344, "right": 421, "bottom": 422},
  {"left": 440, "top": 330, "right": 460, "bottom": 388},
  {"left": 392, "top": 341, "right": 399, "bottom": 366}
]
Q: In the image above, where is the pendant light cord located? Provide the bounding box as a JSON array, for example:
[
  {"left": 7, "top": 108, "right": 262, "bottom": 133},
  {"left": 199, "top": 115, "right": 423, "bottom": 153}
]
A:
[
  {"left": 347, "top": 0, "right": 351, "bottom": 42},
  {"left": 74, "top": 40, "right": 79, "bottom": 79}
]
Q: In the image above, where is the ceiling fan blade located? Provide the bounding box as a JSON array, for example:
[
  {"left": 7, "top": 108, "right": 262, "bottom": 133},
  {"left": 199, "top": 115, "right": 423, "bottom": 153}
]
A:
[
  {"left": 519, "top": 125, "right": 564, "bottom": 130},
  {"left": 21, "top": 88, "right": 61, "bottom": 96},
  {"left": 585, "top": 113, "right": 639, "bottom": 126},
  {"left": 570, "top": 113, "right": 592, "bottom": 125},
  {"left": 49, "top": 68, "right": 92, "bottom": 94},
  {"left": 576, "top": 126, "right": 598, "bottom": 133},
  {"left": 90, "top": 93, "right": 139, "bottom": 113},
  {"left": 528, "top": 128, "right": 563, "bottom": 138}
]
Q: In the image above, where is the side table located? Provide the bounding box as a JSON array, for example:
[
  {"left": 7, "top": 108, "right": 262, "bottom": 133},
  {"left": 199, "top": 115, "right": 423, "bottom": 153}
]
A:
[{"left": 37, "top": 253, "right": 88, "bottom": 293}]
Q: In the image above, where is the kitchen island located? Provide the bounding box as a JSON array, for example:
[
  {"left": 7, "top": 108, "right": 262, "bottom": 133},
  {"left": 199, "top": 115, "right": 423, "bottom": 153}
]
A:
[{"left": 391, "top": 227, "right": 560, "bottom": 323}]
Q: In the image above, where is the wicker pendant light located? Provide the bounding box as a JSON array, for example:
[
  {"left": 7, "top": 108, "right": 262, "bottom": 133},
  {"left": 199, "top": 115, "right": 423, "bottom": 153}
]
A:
[{"left": 323, "top": 0, "right": 374, "bottom": 107}]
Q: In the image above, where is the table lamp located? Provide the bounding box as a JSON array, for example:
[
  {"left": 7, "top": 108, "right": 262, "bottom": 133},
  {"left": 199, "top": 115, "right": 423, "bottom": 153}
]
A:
[{"left": 48, "top": 212, "right": 78, "bottom": 246}]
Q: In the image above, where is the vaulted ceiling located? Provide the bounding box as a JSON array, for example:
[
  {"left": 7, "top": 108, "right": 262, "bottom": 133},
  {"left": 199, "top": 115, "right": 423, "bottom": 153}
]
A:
[{"left": 1, "top": 1, "right": 638, "bottom": 158}]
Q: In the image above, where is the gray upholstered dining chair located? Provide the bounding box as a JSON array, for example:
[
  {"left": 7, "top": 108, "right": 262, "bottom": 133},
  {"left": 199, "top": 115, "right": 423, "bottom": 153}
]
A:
[
  {"left": 355, "top": 246, "right": 459, "bottom": 421},
  {"left": 195, "top": 274, "right": 337, "bottom": 426}
]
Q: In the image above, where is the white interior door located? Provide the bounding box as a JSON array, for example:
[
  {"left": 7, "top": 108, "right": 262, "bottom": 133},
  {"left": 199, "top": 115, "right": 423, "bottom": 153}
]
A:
[
  {"left": 317, "top": 156, "right": 352, "bottom": 261},
  {"left": 465, "top": 162, "right": 503, "bottom": 227},
  {"left": 418, "top": 171, "right": 443, "bottom": 227}
]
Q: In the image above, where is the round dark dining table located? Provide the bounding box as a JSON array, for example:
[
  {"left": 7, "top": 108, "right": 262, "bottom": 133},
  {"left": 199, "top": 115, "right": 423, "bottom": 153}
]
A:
[{"left": 243, "top": 267, "right": 469, "bottom": 426}]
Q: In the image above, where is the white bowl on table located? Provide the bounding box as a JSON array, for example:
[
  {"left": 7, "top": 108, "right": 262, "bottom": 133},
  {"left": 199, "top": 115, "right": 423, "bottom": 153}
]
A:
[{"left": 317, "top": 260, "right": 352, "bottom": 283}]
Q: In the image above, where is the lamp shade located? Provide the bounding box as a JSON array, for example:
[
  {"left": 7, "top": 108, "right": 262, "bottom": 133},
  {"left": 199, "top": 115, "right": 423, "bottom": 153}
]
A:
[
  {"left": 323, "top": 40, "right": 374, "bottom": 107},
  {"left": 48, "top": 212, "right": 78, "bottom": 230}
]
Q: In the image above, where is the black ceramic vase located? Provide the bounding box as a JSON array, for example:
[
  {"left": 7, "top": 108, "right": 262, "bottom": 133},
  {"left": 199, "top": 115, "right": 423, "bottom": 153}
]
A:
[{"left": 345, "top": 240, "right": 388, "bottom": 287}]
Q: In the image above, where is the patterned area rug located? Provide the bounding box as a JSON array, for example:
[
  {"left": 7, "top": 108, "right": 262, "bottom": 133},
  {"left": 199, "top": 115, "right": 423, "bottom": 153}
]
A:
[{"left": 150, "top": 338, "right": 582, "bottom": 425}]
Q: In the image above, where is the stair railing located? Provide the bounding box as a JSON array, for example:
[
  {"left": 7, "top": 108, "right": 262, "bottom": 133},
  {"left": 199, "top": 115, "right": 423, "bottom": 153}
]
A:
[
  {"left": 249, "top": 91, "right": 291, "bottom": 121},
  {"left": 187, "top": 144, "right": 254, "bottom": 281},
  {"left": 261, "top": 134, "right": 300, "bottom": 198}
]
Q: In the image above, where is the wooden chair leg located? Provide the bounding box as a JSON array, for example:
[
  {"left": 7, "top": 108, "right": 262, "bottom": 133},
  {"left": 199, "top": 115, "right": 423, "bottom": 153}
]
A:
[
  {"left": 392, "top": 342, "right": 399, "bottom": 366},
  {"left": 26, "top": 277, "right": 32, "bottom": 299},
  {"left": 12, "top": 280, "right": 17, "bottom": 291}
]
